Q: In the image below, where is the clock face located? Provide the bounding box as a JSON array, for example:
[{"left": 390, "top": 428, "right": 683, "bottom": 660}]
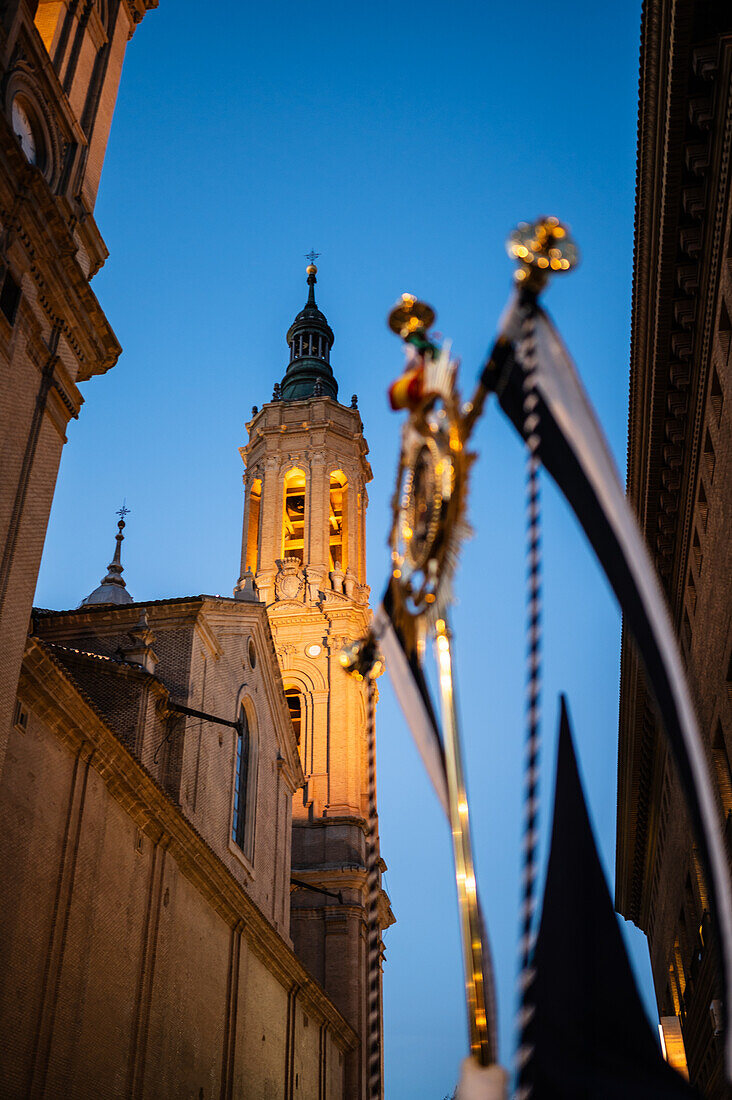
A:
[{"left": 11, "top": 98, "right": 37, "bottom": 165}]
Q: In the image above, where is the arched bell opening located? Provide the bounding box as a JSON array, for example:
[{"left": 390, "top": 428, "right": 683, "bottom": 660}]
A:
[
  {"left": 245, "top": 477, "right": 262, "bottom": 573},
  {"left": 285, "top": 688, "right": 302, "bottom": 744},
  {"left": 329, "top": 470, "right": 348, "bottom": 572},
  {"left": 282, "top": 468, "right": 307, "bottom": 564}
]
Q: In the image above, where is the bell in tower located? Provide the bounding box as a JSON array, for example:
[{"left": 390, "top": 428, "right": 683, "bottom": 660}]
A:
[{"left": 234, "top": 265, "right": 393, "bottom": 1099}]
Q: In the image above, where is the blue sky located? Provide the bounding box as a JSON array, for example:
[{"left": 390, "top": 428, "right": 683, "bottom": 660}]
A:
[{"left": 36, "top": 1, "right": 649, "bottom": 1095}]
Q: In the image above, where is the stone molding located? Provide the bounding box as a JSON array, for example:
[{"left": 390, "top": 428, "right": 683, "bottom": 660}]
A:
[{"left": 618, "top": 3, "right": 732, "bottom": 932}]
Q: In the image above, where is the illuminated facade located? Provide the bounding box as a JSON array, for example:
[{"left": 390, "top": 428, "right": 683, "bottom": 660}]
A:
[
  {"left": 616, "top": 2, "right": 732, "bottom": 1095},
  {"left": 0, "top": 0, "right": 157, "bottom": 779},
  {"left": 236, "top": 264, "right": 394, "bottom": 1097}
]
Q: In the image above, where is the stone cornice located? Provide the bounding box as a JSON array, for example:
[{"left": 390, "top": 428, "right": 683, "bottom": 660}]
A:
[
  {"left": 618, "top": 1, "right": 732, "bottom": 920},
  {"left": 242, "top": 397, "right": 373, "bottom": 485},
  {"left": 291, "top": 865, "right": 395, "bottom": 930},
  {"left": 0, "top": 121, "right": 120, "bottom": 378},
  {"left": 121, "top": 0, "right": 159, "bottom": 34},
  {"left": 18, "top": 637, "right": 356, "bottom": 1051},
  {"left": 671, "top": 43, "right": 732, "bottom": 617}
]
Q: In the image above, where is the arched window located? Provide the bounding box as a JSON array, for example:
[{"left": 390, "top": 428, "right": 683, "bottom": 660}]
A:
[
  {"left": 245, "top": 477, "right": 262, "bottom": 573},
  {"left": 282, "top": 467, "right": 306, "bottom": 563},
  {"left": 232, "top": 707, "right": 250, "bottom": 850},
  {"left": 329, "top": 470, "right": 348, "bottom": 571},
  {"left": 285, "top": 689, "right": 302, "bottom": 744}
]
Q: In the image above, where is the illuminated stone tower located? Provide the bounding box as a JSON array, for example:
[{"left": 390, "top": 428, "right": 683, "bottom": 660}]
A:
[{"left": 235, "top": 264, "right": 392, "bottom": 1098}]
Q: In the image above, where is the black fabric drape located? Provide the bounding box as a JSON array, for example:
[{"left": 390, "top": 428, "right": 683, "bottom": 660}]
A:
[{"left": 519, "top": 697, "right": 700, "bottom": 1099}]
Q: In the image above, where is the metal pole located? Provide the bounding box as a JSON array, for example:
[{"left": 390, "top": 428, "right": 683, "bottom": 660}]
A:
[{"left": 434, "top": 616, "right": 494, "bottom": 1066}]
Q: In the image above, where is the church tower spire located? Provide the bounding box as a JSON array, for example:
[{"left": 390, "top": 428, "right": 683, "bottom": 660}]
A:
[
  {"left": 279, "top": 261, "right": 337, "bottom": 400},
  {"left": 80, "top": 506, "right": 134, "bottom": 607},
  {"left": 235, "top": 270, "right": 392, "bottom": 1097}
]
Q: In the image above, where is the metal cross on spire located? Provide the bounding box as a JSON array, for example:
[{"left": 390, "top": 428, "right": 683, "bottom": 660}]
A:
[
  {"left": 117, "top": 502, "right": 130, "bottom": 521},
  {"left": 305, "top": 250, "right": 320, "bottom": 266}
]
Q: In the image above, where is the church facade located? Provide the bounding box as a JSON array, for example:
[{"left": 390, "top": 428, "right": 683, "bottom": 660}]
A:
[{"left": 0, "top": 4, "right": 391, "bottom": 1096}]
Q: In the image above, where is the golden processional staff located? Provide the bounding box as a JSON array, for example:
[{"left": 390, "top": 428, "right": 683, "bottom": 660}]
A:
[
  {"left": 344, "top": 218, "right": 732, "bottom": 1099},
  {"left": 343, "top": 221, "right": 578, "bottom": 1093}
]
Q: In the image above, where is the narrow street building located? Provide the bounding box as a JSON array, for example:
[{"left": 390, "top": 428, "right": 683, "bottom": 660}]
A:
[{"left": 616, "top": 3, "right": 732, "bottom": 1094}]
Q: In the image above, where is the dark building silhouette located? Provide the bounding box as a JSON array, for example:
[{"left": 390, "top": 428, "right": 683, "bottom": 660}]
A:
[{"left": 616, "top": 2, "right": 732, "bottom": 1095}]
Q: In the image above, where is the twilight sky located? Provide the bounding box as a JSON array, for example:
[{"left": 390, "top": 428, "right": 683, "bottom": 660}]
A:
[{"left": 35, "top": 1, "right": 649, "bottom": 1095}]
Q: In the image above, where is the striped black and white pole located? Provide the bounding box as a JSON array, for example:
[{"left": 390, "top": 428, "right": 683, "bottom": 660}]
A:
[
  {"left": 364, "top": 675, "right": 383, "bottom": 1100},
  {"left": 514, "top": 305, "right": 542, "bottom": 1100}
]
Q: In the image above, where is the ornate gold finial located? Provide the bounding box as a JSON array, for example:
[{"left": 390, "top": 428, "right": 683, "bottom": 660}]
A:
[
  {"left": 305, "top": 249, "right": 320, "bottom": 276},
  {"left": 506, "top": 216, "right": 579, "bottom": 290},
  {"left": 388, "top": 293, "right": 436, "bottom": 340}
]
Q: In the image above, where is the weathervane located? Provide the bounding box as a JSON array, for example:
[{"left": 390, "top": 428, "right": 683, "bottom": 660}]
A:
[{"left": 305, "top": 249, "right": 321, "bottom": 266}]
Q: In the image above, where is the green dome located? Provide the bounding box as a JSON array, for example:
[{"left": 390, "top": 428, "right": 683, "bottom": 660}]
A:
[{"left": 279, "top": 266, "right": 337, "bottom": 401}]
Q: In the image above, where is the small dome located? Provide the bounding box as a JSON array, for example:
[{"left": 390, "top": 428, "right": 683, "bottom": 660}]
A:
[{"left": 81, "top": 582, "right": 134, "bottom": 607}]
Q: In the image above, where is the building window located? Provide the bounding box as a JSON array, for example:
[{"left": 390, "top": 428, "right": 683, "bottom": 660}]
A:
[
  {"left": 232, "top": 708, "right": 250, "bottom": 851},
  {"left": 283, "top": 467, "right": 306, "bottom": 563},
  {"left": 13, "top": 700, "right": 28, "bottom": 733},
  {"left": 0, "top": 268, "right": 21, "bottom": 325},
  {"left": 329, "top": 470, "right": 348, "bottom": 571},
  {"left": 285, "top": 688, "right": 302, "bottom": 744}
]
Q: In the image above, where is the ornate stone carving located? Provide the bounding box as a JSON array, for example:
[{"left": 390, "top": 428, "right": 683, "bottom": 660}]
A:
[
  {"left": 329, "top": 560, "right": 344, "bottom": 594},
  {"left": 276, "top": 642, "right": 297, "bottom": 668},
  {"left": 235, "top": 567, "right": 257, "bottom": 602},
  {"left": 275, "top": 558, "right": 304, "bottom": 601},
  {"left": 305, "top": 565, "right": 325, "bottom": 604}
]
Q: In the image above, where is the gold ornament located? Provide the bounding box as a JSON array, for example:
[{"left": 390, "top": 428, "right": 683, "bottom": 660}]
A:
[
  {"left": 388, "top": 321, "right": 472, "bottom": 624},
  {"left": 506, "top": 216, "right": 579, "bottom": 290},
  {"left": 388, "top": 293, "right": 436, "bottom": 339}
]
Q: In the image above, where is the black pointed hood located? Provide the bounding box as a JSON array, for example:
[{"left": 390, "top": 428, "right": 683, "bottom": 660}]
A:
[{"left": 518, "top": 697, "right": 700, "bottom": 1098}]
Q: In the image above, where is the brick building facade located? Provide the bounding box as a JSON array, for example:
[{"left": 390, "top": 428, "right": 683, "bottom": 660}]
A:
[
  {"left": 616, "top": 2, "right": 732, "bottom": 1095},
  {"left": 3, "top": 595, "right": 356, "bottom": 1097},
  {"left": 0, "top": 0, "right": 157, "bottom": 778}
]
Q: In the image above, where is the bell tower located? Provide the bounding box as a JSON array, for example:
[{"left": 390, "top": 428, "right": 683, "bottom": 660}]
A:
[{"left": 235, "top": 264, "right": 392, "bottom": 1098}]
